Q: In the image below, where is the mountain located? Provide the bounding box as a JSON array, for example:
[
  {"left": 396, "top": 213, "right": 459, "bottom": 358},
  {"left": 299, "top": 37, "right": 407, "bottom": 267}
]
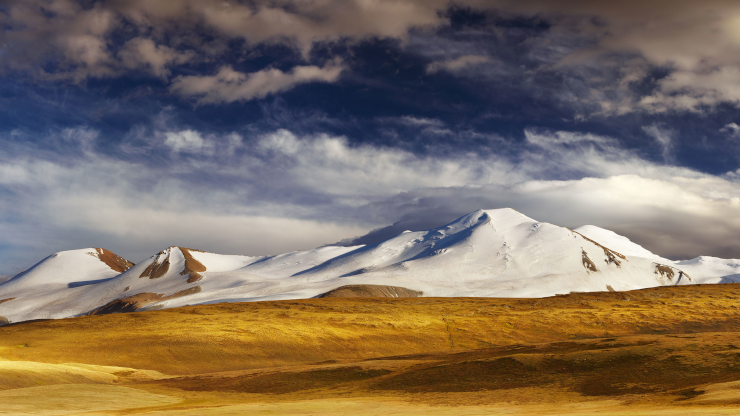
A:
[
  {"left": 0, "top": 248, "right": 134, "bottom": 323},
  {"left": 574, "top": 225, "right": 740, "bottom": 283},
  {"left": 1, "top": 208, "right": 739, "bottom": 324}
]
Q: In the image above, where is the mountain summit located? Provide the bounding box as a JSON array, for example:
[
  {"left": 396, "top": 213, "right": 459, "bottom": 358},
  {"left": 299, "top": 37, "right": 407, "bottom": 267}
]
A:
[{"left": 1, "top": 209, "right": 739, "bottom": 324}]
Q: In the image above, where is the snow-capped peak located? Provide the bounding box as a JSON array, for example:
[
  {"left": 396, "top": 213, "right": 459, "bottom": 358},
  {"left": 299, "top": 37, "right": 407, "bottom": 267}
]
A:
[
  {"left": 0, "top": 248, "right": 133, "bottom": 289},
  {"left": 2, "top": 208, "right": 740, "bottom": 324}
]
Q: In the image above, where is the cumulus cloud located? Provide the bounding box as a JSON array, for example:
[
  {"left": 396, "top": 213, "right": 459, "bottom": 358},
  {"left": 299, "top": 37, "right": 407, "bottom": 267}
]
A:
[
  {"left": 528, "top": 1, "right": 740, "bottom": 113},
  {"left": 118, "top": 38, "right": 194, "bottom": 78},
  {"left": 6, "top": 0, "right": 740, "bottom": 114},
  {"left": 0, "top": 0, "right": 445, "bottom": 80},
  {"left": 169, "top": 62, "right": 345, "bottom": 104}
]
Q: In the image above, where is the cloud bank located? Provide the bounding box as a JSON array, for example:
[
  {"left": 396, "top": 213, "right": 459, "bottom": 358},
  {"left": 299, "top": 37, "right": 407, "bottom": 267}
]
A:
[
  {"left": 1, "top": 125, "right": 739, "bottom": 275},
  {"left": 6, "top": 1, "right": 740, "bottom": 113}
]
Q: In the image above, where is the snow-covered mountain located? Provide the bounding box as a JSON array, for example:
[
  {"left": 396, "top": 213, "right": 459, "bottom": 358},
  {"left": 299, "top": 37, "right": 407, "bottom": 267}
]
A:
[{"left": 1, "top": 208, "right": 739, "bottom": 324}]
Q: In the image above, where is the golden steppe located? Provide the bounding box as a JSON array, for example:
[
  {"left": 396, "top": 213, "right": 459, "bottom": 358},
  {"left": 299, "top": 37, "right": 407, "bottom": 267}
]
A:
[{"left": 4, "top": 284, "right": 740, "bottom": 414}]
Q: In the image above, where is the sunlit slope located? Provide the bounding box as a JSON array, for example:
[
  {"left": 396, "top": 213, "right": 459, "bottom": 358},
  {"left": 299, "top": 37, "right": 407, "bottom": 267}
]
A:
[
  {"left": 3, "top": 284, "right": 740, "bottom": 375},
  {"left": 0, "top": 360, "right": 168, "bottom": 390},
  {"left": 3, "top": 286, "right": 740, "bottom": 414}
]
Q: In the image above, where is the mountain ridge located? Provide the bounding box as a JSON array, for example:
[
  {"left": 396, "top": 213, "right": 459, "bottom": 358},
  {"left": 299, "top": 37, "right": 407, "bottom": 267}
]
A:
[{"left": 2, "top": 208, "right": 739, "bottom": 324}]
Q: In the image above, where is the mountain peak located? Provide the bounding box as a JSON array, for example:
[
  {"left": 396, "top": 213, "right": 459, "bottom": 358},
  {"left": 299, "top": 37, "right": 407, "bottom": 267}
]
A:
[
  {"left": 482, "top": 208, "right": 536, "bottom": 224},
  {"left": 0, "top": 248, "right": 132, "bottom": 290}
]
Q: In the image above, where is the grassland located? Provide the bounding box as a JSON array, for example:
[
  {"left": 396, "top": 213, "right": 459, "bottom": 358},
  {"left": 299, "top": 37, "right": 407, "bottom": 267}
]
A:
[{"left": 3, "top": 284, "right": 740, "bottom": 414}]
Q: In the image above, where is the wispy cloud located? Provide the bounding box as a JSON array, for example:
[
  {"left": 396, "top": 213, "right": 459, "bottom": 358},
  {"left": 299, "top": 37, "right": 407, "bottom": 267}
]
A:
[
  {"left": 426, "top": 55, "right": 491, "bottom": 74},
  {"left": 169, "top": 63, "right": 345, "bottom": 104},
  {"left": 642, "top": 125, "right": 674, "bottom": 162}
]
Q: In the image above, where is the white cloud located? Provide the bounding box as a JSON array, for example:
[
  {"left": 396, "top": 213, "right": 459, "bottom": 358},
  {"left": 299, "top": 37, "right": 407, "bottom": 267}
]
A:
[
  {"left": 721, "top": 122, "right": 740, "bottom": 138},
  {"left": 169, "top": 62, "right": 345, "bottom": 104},
  {"left": 255, "top": 129, "right": 515, "bottom": 198},
  {"left": 164, "top": 130, "right": 210, "bottom": 153}
]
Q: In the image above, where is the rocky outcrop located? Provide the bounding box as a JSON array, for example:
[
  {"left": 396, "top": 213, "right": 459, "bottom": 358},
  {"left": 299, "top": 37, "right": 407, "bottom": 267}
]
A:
[{"left": 87, "top": 286, "right": 202, "bottom": 315}]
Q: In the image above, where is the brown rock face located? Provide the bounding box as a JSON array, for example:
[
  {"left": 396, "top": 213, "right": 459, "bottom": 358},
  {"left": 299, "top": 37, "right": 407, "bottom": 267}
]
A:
[
  {"left": 89, "top": 248, "right": 134, "bottom": 273},
  {"left": 87, "top": 286, "right": 202, "bottom": 315},
  {"left": 139, "top": 251, "right": 171, "bottom": 279},
  {"left": 317, "top": 285, "right": 423, "bottom": 298},
  {"left": 179, "top": 247, "right": 207, "bottom": 283}
]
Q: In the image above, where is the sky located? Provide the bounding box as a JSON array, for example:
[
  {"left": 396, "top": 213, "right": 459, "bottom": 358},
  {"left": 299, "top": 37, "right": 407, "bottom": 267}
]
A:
[{"left": 2, "top": 0, "right": 740, "bottom": 275}]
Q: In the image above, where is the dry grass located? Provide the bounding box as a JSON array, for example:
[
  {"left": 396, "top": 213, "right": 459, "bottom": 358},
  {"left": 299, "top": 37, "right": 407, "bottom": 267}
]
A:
[
  {"left": 3, "top": 284, "right": 740, "bottom": 414},
  {"left": 3, "top": 284, "right": 740, "bottom": 373}
]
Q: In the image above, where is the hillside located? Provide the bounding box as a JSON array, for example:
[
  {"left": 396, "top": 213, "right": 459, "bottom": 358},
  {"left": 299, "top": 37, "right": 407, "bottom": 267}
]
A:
[{"left": 3, "top": 285, "right": 740, "bottom": 414}]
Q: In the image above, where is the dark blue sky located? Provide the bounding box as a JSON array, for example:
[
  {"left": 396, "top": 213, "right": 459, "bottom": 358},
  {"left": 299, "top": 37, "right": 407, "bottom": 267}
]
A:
[{"left": 1, "top": 1, "right": 740, "bottom": 275}]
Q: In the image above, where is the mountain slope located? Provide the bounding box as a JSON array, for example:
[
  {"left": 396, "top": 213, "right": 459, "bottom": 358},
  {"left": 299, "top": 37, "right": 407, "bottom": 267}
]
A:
[
  {"left": 0, "top": 248, "right": 134, "bottom": 323},
  {"left": 574, "top": 225, "right": 740, "bottom": 284},
  {"left": 1, "top": 208, "right": 739, "bottom": 324},
  {"left": 573, "top": 225, "right": 664, "bottom": 260}
]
